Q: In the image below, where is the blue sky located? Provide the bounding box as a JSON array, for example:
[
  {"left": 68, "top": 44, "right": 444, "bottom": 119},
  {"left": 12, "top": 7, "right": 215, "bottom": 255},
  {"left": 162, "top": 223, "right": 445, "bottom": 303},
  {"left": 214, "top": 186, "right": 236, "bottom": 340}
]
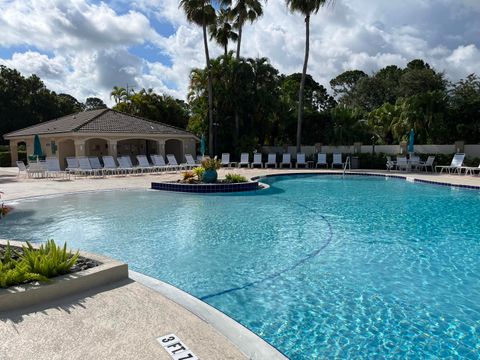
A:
[{"left": 0, "top": 0, "right": 479, "bottom": 105}]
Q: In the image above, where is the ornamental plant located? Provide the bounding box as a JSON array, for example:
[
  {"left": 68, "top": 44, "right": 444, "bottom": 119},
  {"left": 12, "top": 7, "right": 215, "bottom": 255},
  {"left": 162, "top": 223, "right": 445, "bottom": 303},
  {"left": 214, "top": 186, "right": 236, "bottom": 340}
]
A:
[
  {"left": 201, "top": 156, "right": 221, "bottom": 171},
  {"left": 224, "top": 173, "right": 248, "bottom": 183}
]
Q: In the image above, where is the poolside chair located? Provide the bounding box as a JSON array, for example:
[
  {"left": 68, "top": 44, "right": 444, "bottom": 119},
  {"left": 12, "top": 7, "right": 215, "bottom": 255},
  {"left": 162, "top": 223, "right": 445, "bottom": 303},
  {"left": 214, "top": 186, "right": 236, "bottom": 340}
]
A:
[
  {"left": 77, "top": 157, "right": 101, "bottom": 177},
  {"left": 238, "top": 153, "right": 250, "bottom": 168},
  {"left": 386, "top": 156, "right": 396, "bottom": 171},
  {"left": 265, "top": 153, "right": 277, "bottom": 168},
  {"left": 124, "top": 155, "right": 147, "bottom": 174},
  {"left": 16, "top": 161, "right": 29, "bottom": 179},
  {"left": 409, "top": 155, "right": 421, "bottom": 171},
  {"left": 46, "top": 157, "right": 69, "bottom": 179},
  {"left": 102, "top": 156, "right": 120, "bottom": 175},
  {"left": 185, "top": 154, "right": 200, "bottom": 169},
  {"left": 436, "top": 153, "right": 465, "bottom": 174},
  {"left": 251, "top": 153, "right": 263, "bottom": 168},
  {"left": 89, "top": 157, "right": 106, "bottom": 176},
  {"left": 331, "top": 153, "right": 344, "bottom": 169},
  {"left": 117, "top": 156, "right": 135, "bottom": 174},
  {"left": 462, "top": 163, "right": 480, "bottom": 176},
  {"left": 152, "top": 154, "right": 172, "bottom": 172},
  {"left": 167, "top": 154, "right": 185, "bottom": 171},
  {"left": 280, "top": 153, "right": 292, "bottom": 168},
  {"left": 66, "top": 157, "right": 80, "bottom": 176},
  {"left": 136, "top": 155, "right": 155, "bottom": 173},
  {"left": 221, "top": 153, "right": 232, "bottom": 167},
  {"left": 417, "top": 156, "right": 435, "bottom": 172},
  {"left": 296, "top": 153, "right": 307, "bottom": 168},
  {"left": 316, "top": 153, "right": 328, "bottom": 168},
  {"left": 396, "top": 156, "right": 408, "bottom": 171}
]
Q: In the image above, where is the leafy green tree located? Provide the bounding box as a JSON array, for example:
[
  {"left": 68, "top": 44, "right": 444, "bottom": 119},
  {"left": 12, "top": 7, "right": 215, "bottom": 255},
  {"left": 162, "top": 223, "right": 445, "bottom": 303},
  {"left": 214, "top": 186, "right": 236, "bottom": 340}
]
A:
[
  {"left": 399, "top": 60, "right": 446, "bottom": 98},
  {"left": 449, "top": 74, "right": 480, "bottom": 142},
  {"left": 85, "top": 97, "right": 107, "bottom": 111},
  {"left": 329, "top": 70, "right": 367, "bottom": 102},
  {"left": 180, "top": 0, "right": 216, "bottom": 155},
  {"left": 110, "top": 86, "right": 127, "bottom": 104},
  {"left": 209, "top": 8, "right": 238, "bottom": 57},
  {"left": 285, "top": 0, "right": 330, "bottom": 152}
]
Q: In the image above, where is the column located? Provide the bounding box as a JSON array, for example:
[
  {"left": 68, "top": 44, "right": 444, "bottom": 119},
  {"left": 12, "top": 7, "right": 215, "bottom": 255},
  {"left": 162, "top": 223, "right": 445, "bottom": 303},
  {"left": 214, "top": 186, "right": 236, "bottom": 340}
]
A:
[
  {"left": 157, "top": 140, "right": 165, "bottom": 157},
  {"left": 107, "top": 140, "right": 118, "bottom": 159},
  {"left": 9, "top": 140, "right": 17, "bottom": 166},
  {"left": 74, "top": 140, "right": 86, "bottom": 157}
]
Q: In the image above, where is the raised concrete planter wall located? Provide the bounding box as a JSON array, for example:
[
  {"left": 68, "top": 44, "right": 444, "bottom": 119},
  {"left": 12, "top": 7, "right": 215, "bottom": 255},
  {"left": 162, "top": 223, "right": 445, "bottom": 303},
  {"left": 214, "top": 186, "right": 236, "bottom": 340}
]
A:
[
  {"left": 151, "top": 181, "right": 259, "bottom": 193},
  {"left": 0, "top": 240, "right": 128, "bottom": 312}
]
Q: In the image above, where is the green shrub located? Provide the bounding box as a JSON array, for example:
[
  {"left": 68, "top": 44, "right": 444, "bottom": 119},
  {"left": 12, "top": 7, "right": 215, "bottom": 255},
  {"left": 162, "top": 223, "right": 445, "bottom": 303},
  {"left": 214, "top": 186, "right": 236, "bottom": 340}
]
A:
[
  {"left": 193, "top": 167, "right": 205, "bottom": 179},
  {"left": 0, "top": 240, "right": 79, "bottom": 288},
  {"left": 224, "top": 173, "right": 248, "bottom": 183}
]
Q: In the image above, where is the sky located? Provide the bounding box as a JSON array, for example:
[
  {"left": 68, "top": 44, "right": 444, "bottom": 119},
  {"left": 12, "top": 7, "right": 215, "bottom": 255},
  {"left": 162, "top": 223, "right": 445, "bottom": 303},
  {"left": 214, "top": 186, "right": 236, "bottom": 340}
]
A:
[{"left": 0, "top": 0, "right": 479, "bottom": 106}]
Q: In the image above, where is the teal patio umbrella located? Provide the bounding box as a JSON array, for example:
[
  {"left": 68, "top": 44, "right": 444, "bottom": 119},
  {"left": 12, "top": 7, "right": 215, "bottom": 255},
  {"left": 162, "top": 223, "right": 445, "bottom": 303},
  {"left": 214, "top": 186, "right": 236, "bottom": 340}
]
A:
[
  {"left": 407, "top": 128, "right": 415, "bottom": 154},
  {"left": 33, "top": 134, "right": 43, "bottom": 157},
  {"left": 200, "top": 134, "right": 206, "bottom": 156}
]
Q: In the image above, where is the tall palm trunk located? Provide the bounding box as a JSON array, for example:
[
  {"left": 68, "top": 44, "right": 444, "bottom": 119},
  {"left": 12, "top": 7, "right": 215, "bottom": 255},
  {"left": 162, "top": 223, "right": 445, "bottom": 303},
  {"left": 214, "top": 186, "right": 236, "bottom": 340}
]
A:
[
  {"left": 203, "top": 20, "right": 214, "bottom": 156},
  {"left": 233, "top": 25, "right": 243, "bottom": 151},
  {"left": 297, "top": 14, "right": 310, "bottom": 153}
]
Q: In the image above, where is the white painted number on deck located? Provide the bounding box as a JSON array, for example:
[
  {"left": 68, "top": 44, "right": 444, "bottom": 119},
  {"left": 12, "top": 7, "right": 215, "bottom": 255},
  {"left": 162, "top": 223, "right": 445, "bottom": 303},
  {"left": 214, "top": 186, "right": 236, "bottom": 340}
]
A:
[{"left": 157, "top": 334, "right": 199, "bottom": 360}]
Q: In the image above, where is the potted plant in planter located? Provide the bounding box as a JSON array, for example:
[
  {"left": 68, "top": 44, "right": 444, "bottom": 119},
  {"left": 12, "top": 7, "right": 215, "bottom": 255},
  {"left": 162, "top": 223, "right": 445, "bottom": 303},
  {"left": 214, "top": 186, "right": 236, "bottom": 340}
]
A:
[{"left": 201, "top": 157, "right": 221, "bottom": 183}]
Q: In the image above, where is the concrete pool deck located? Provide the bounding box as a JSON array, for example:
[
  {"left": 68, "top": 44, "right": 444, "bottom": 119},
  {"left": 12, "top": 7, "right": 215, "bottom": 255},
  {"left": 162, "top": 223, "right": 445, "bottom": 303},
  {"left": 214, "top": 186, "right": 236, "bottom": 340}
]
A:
[{"left": 1, "top": 166, "right": 479, "bottom": 359}]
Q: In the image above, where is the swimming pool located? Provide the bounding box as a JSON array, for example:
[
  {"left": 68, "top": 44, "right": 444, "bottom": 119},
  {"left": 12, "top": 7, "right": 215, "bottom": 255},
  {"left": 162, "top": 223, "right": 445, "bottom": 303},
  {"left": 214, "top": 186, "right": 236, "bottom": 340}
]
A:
[{"left": 2, "top": 175, "right": 480, "bottom": 358}]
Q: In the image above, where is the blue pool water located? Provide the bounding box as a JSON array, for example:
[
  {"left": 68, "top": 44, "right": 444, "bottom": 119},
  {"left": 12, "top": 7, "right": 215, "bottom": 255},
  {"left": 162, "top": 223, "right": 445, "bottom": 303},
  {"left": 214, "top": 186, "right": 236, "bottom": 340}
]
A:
[{"left": 2, "top": 175, "right": 480, "bottom": 358}]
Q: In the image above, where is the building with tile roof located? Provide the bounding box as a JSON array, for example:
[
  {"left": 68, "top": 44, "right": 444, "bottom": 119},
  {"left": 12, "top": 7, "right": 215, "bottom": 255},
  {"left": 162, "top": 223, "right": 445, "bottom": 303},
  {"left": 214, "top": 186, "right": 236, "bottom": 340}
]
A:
[{"left": 5, "top": 109, "right": 198, "bottom": 168}]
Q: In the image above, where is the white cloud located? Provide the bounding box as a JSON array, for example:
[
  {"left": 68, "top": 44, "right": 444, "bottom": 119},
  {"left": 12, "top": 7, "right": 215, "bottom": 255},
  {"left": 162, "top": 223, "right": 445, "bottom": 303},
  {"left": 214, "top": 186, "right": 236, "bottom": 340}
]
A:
[{"left": 0, "top": 0, "right": 479, "bottom": 107}]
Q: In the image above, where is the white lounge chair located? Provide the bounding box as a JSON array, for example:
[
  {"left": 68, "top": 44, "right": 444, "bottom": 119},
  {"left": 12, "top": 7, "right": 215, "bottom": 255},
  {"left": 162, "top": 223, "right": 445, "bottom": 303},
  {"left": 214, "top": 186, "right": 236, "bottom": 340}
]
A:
[
  {"left": 251, "top": 153, "right": 263, "bottom": 168},
  {"left": 185, "top": 154, "right": 200, "bottom": 169},
  {"left": 238, "top": 153, "right": 250, "bottom": 168},
  {"left": 409, "top": 155, "right": 421, "bottom": 171},
  {"left": 316, "top": 153, "right": 328, "bottom": 168},
  {"left": 296, "top": 153, "right": 307, "bottom": 168},
  {"left": 66, "top": 157, "right": 80, "bottom": 176},
  {"left": 462, "top": 164, "right": 480, "bottom": 176},
  {"left": 16, "top": 161, "right": 29, "bottom": 179},
  {"left": 152, "top": 154, "right": 172, "bottom": 172},
  {"left": 46, "top": 157, "right": 69, "bottom": 179},
  {"left": 117, "top": 156, "right": 135, "bottom": 174},
  {"left": 396, "top": 156, "right": 408, "bottom": 171},
  {"left": 221, "top": 153, "right": 232, "bottom": 167},
  {"left": 136, "top": 155, "right": 155, "bottom": 173},
  {"left": 265, "top": 153, "right": 277, "bottom": 168},
  {"left": 167, "top": 154, "right": 185, "bottom": 171},
  {"left": 417, "top": 156, "right": 435, "bottom": 172},
  {"left": 102, "top": 156, "right": 120, "bottom": 175},
  {"left": 280, "top": 153, "right": 292, "bottom": 168},
  {"left": 436, "top": 153, "right": 465, "bottom": 174},
  {"left": 78, "top": 157, "right": 102, "bottom": 177},
  {"left": 331, "top": 153, "right": 344, "bottom": 168},
  {"left": 386, "top": 156, "right": 396, "bottom": 171},
  {"left": 89, "top": 157, "right": 106, "bottom": 176}
]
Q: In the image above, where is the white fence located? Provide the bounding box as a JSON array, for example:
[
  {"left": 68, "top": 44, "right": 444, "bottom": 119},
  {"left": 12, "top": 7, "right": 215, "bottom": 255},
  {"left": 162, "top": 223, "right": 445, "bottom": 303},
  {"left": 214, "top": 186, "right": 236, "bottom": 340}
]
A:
[{"left": 261, "top": 144, "right": 480, "bottom": 158}]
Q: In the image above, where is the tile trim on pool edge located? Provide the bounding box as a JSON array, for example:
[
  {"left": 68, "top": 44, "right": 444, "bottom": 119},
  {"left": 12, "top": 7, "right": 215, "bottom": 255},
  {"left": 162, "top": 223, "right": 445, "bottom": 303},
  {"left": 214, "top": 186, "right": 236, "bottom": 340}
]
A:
[
  {"left": 251, "top": 172, "right": 480, "bottom": 191},
  {"left": 129, "top": 270, "right": 288, "bottom": 360}
]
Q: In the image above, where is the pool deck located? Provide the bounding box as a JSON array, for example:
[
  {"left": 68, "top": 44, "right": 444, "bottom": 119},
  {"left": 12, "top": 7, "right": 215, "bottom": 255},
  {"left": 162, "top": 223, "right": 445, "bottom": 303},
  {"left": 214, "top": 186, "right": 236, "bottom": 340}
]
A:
[{"left": 1, "top": 166, "right": 479, "bottom": 359}]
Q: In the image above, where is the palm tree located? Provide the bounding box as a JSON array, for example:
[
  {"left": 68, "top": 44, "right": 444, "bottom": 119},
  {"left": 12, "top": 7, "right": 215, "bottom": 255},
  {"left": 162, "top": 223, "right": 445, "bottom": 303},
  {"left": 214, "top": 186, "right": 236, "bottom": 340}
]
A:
[
  {"left": 286, "top": 0, "right": 330, "bottom": 152},
  {"left": 209, "top": 8, "right": 238, "bottom": 57},
  {"left": 110, "top": 86, "right": 127, "bottom": 104},
  {"left": 180, "top": 0, "right": 216, "bottom": 155},
  {"left": 223, "top": 0, "right": 264, "bottom": 60}
]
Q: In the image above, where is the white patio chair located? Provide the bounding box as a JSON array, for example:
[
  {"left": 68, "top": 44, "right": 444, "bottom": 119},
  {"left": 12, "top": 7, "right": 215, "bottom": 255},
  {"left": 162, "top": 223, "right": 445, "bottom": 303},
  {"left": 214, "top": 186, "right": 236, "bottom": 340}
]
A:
[
  {"left": 409, "top": 155, "right": 421, "bottom": 171},
  {"left": 396, "top": 156, "right": 408, "bottom": 171},
  {"left": 89, "top": 157, "right": 106, "bottom": 176},
  {"left": 238, "top": 153, "right": 250, "bottom": 168},
  {"left": 221, "top": 153, "right": 232, "bottom": 167},
  {"left": 185, "top": 154, "right": 200, "bottom": 169},
  {"left": 166, "top": 154, "right": 185, "bottom": 171},
  {"left": 136, "top": 155, "right": 155, "bottom": 173},
  {"left": 296, "top": 153, "right": 307, "bottom": 168},
  {"left": 386, "top": 156, "right": 396, "bottom": 171},
  {"left": 462, "top": 163, "right": 480, "bottom": 176},
  {"left": 46, "top": 157, "right": 69, "bottom": 179},
  {"left": 77, "top": 156, "right": 101, "bottom": 177},
  {"left": 436, "top": 153, "right": 465, "bottom": 174},
  {"left": 66, "top": 157, "right": 80, "bottom": 177},
  {"left": 417, "top": 156, "right": 435, "bottom": 172},
  {"left": 316, "top": 153, "right": 328, "bottom": 168},
  {"left": 280, "top": 153, "right": 292, "bottom": 168},
  {"left": 117, "top": 156, "right": 135, "bottom": 174},
  {"left": 152, "top": 154, "right": 172, "bottom": 172},
  {"left": 102, "top": 156, "right": 120, "bottom": 175},
  {"left": 331, "top": 153, "right": 344, "bottom": 169},
  {"left": 251, "top": 153, "right": 263, "bottom": 168},
  {"left": 16, "top": 161, "right": 29, "bottom": 179},
  {"left": 265, "top": 153, "right": 277, "bottom": 168}
]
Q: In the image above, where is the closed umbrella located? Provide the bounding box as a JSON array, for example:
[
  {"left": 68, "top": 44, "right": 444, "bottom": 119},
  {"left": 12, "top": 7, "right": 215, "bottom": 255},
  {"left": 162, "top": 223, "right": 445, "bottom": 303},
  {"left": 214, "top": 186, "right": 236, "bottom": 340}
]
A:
[
  {"left": 407, "top": 128, "right": 415, "bottom": 154},
  {"left": 200, "top": 134, "right": 206, "bottom": 157},
  {"left": 33, "top": 134, "right": 43, "bottom": 158}
]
